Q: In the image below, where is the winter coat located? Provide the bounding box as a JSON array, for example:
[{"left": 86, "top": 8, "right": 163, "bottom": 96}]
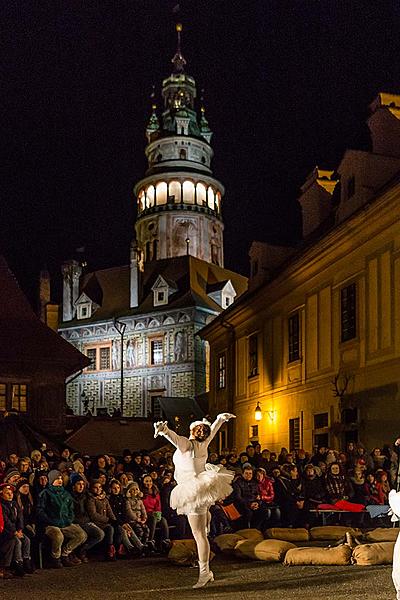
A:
[
  {"left": 257, "top": 477, "right": 275, "bottom": 504},
  {"left": 0, "top": 498, "right": 23, "bottom": 540},
  {"left": 108, "top": 493, "right": 127, "bottom": 525},
  {"left": 86, "top": 492, "right": 116, "bottom": 529},
  {"left": 142, "top": 492, "right": 161, "bottom": 515},
  {"left": 125, "top": 497, "right": 147, "bottom": 523},
  {"left": 71, "top": 491, "right": 91, "bottom": 526},
  {"left": 232, "top": 477, "right": 260, "bottom": 509},
  {"left": 302, "top": 476, "right": 326, "bottom": 507},
  {"left": 36, "top": 485, "right": 74, "bottom": 529}
]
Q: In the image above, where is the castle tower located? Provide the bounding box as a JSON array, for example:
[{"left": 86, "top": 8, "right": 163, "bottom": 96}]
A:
[{"left": 134, "top": 24, "right": 225, "bottom": 267}]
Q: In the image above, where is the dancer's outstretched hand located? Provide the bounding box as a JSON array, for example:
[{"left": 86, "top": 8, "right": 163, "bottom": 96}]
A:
[
  {"left": 154, "top": 420, "right": 168, "bottom": 438},
  {"left": 217, "top": 413, "right": 236, "bottom": 422}
]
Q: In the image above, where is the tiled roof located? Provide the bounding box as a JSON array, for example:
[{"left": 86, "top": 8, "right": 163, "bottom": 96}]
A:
[
  {"left": 0, "top": 256, "right": 90, "bottom": 374},
  {"left": 0, "top": 415, "right": 62, "bottom": 457},
  {"left": 60, "top": 255, "right": 248, "bottom": 326},
  {"left": 65, "top": 418, "right": 157, "bottom": 456}
]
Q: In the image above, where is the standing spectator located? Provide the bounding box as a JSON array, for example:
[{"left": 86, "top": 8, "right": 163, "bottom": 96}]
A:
[{"left": 36, "top": 470, "right": 87, "bottom": 568}]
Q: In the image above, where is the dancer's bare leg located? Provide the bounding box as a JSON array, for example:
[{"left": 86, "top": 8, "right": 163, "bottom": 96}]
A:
[
  {"left": 206, "top": 510, "right": 211, "bottom": 536},
  {"left": 188, "top": 513, "right": 214, "bottom": 588}
]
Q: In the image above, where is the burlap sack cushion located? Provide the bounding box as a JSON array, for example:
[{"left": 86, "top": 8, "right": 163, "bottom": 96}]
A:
[
  {"left": 168, "top": 539, "right": 216, "bottom": 565},
  {"left": 352, "top": 542, "right": 395, "bottom": 565},
  {"left": 265, "top": 527, "right": 310, "bottom": 542},
  {"left": 284, "top": 544, "right": 352, "bottom": 566},
  {"left": 235, "top": 528, "right": 264, "bottom": 542},
  {"left": 364, "top": 528, "right": 399, "bottom": 543},
  {"left": 310, "top": 526, "right": 362, "bottom": 541},
  {"left": 214, "top": 533, "right": 245, "bottom": 553},
  {"left": 235, "top": 539, "right": 296, "bottom": 562}
]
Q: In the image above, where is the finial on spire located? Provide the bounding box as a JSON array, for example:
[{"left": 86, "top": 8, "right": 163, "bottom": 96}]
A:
[
  {"left": 146, "top": 85, "right": 160, "bottom": 141},
  {"left": 172, "top": 23, "right": 186, "bottom": 73}
]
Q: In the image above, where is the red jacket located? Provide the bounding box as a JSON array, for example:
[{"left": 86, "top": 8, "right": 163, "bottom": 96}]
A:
[
  {"left": 142, "top": 492, "right": 161, "bottom": 515},
  {"left": 258, "top": 476, "right": 275, "bottom": 504}
]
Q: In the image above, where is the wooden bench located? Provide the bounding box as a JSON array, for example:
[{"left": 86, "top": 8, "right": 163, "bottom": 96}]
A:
[{"left": 309, "top": 509, "right": 368, "bottom": 526}]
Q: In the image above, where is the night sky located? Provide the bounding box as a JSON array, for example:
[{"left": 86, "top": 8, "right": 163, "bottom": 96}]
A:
[{"left": 2, "top": 1, "right": 400, "bottom": 307}]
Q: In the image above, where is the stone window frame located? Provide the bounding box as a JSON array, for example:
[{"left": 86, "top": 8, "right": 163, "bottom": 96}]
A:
[
  {"left": 84, "top": 342, "right": 112, "bottom": 372},
  {"left": 149, "top": 336, "right": 164, "bottom": 366}
]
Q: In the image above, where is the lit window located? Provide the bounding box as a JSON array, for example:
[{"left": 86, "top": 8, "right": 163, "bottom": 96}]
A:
[
  {"left": 156, "top": 182, "right": 167, "bottom": 205},
  {"left": 12, "top": 384, "right": 27, "bottom": 412},
  {"left": 196, "top": 183, "right": 207, "bottom": 205},
  {"left": 341, "top": 283, "right": 356, "bottom": 342},
  {"left": 150, "top": 339, "right": 163, "bottom": 365},
  {"left": 288, "top": 313, "right": 300, "bottom": 363},
  {"left": 183, "top": 180, "right": 195, "bottom": 204},
  {"left": 0, "top": 383, "right": 6, "bottom": 411},
  {"left": 248, "top": 334, "right": 258, "bottom": 377},
  {"left": 99, "top": 347, "right": 111, "bottom": 370},
  {"left": 217, "top": 353, "right": 226, "bottom": 389}
]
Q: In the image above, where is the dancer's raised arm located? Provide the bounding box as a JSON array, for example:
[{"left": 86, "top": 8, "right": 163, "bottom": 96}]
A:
[
  {"left": 153, "top": 420, "right": 191, "bottom": 452},
  {"left": 208, "top": 413, "right": 236, "bottom": 443}
]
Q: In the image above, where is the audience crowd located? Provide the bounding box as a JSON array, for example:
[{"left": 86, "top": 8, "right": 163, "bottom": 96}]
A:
[{"left": 0, "top": 439, "right": 398, "bottom": 579}]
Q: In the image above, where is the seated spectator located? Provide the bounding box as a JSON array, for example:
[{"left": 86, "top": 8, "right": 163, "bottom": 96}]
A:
[
  {"left": 58, "top": 448, "right": 73, "bottom": 472},
  {"left": 375, "top": 471, "right": 391, "bottom": 505},
  {"left": 302, "top": 464, "right": 326, "bottom": 511},
  {"left": 0, "top": 482, "right": 33, "bottom": 576},
  {"left": 141, "top": 454, "right": 155, "bottom": 475},
  {"left": 32, "top": 470, "right": 49, "bottom": 501},
  {"left": 275, "top": 465, "right": 304, "bottom": 527},
  {"left": 141, "top": 475, "right": 170, "bottom": 552},
  {"left": 226, "top": 454, "right": 242, "bottom": 475},
  {"left": 325, "top": 462, "right": 354, "bottom": 504},
  {"left": 278, "top": 447, "right": 289, "bottom": 465},
  {"left": 246, "top": 445, "right": 258, "bottom": 467},
  {"left": 36, "top": 470, "right": 87, "bottom": 568},
  {"left": 3, "top": 469, "right": 21, "bottom": 486},
  {"left": 124, "top": 482, "right": 149, "bottom": 553},
  {"left": 232, "top": 463, "right": 270, "bottom": 530},
  {"left": 30, "top": 450, "right": 42, "bottom": 471},
  {"left": 70, "top": 474, "right": 104, "bottom": 562},
  {"left": 86, "top": 479, "right": 116, "bottom": 561},
  {"left": 255, "top": 467, "right": 280, "bottom": 525},
  {"left": 311, "top": 446, "right": 327, "bottom": 467},
  {"left": 17, "top": 458, "right": 31, "bottom": 479},
  {"left": 108, "top": 479, "right": 137, "bottom": 557},
  {"left": 349, "top": 467, "right": 369, "bottom": 505},
  {"left": 159, "top": 472, "right": 187, "bottom": 539},
  {"left": 15, "top": 479, "right": 36, "bottom": 543}
]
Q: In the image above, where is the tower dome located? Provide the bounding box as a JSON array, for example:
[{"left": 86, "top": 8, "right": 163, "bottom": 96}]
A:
[{"left": 134, "top": 24, "right": 225, "bottom": 267}]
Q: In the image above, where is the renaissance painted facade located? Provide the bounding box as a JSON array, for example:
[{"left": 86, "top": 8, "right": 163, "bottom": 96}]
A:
[
  {"left": 59, "top": 26, "right": 247, "bottom": 418},
  {"left": 201, "top": 92, "right": 400, "bottom": 453}
]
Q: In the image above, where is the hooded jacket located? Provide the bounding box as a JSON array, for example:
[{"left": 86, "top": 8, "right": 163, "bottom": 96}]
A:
[
  {"left": 0, "top": 497, "right": 23, "bottom": 540},
  {"left": 86, "top": 491, "right": 116, "bottom": 528}
]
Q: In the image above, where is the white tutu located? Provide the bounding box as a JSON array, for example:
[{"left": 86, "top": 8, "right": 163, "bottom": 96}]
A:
[{"left": 170, "top": 463, "right": 234, "bottom": 515}]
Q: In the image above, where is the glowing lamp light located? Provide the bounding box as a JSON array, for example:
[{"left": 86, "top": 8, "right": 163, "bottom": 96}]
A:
[{"left": 254, "top": 402, "right": 262, "bottom": 421}]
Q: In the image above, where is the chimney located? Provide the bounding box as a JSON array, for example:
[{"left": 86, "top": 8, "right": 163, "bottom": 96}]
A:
[
  {"left": 368, "top": 92, "right": 400, "bottom": 158},
  {"left": 130, "top": 239, "right": 140, "bottom": 308},
  {"left": 299, "top": 167, "right": 338, "bottom": 238},
  {"left": 38, "top": 267, "right": 50, "bottom": 322},
  {"left": 61, "top": 260, "right": 82, "bottom": 321}
]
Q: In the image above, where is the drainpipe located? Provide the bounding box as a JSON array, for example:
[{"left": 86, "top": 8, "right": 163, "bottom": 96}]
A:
[{"left": 220, "top": 317, "right": 236, "bottom": 448}]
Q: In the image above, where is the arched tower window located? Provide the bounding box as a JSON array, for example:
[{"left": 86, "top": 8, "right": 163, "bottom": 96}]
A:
[
  {"left": 156, "top": 182, "right": 167, "bottom": 205},
  {"left": 146, "top": 241, "right": 152, "bottom": 261},
  {"left": 207, "top": 187, "right": 215, "bottom": 210},
  {"left": 196, "top": 182, "right": 206, "bottom": 206},
  {"left": 169, "top": 180, "right": 181, "bottom": 204},
  {"left": 146, "top": 185, "right": 155, "bottom": 208},
  {"left": 179, "top": 148, "right": 187, "bottom": 160},
  {"left": 183, "top": 180, "right": 195, "bottom": 204}
]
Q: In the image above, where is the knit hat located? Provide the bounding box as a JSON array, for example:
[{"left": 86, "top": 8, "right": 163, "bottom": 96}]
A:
[
  {"left": 48, "top": 470, "right": 62, "bottom": 485},
  {"left": 242, "top": 462, "right": 254, "bottom": 471},
  {"left": 0, "top": 482, "right": 16, "bottom": 492},
  {"left": 126, "top": 481, "right": 142, "bottom": 497},
  {"left": 4, "top": 468, "right": 20, "bottom": 483},
  {"left": 70, "top": 472, "right": 85, "bottom": 487},
  {"left": 122, "top": 448, "right": 132, "bottom": 457},
  {"left": 16, "top": 478, "right": 30, "bottom": 491}
]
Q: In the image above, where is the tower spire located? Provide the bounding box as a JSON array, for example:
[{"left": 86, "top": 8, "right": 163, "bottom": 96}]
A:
[{"left": 171, "top": 23, "right": 186, "bottom": 73}]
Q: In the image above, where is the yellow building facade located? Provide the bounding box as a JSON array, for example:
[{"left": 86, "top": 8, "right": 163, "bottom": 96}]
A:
[{"left": 201, "top": 93, "right": 400, "bottom": 454}]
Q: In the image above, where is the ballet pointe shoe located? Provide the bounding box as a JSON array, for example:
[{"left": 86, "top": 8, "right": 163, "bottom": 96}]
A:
[{"left": 192, "top": 570, "right": 214, "bottom": 588}]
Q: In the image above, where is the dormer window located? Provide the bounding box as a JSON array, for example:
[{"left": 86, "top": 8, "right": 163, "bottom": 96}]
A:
[
  {"left": 151, "top": 275, "right": 178, "bottom": 307},
  {"left": 77, "top": 301, "right": 92, "bottom": 320},
  {"left": 207, "top": 279, "right": 237, "bottom": 309}
]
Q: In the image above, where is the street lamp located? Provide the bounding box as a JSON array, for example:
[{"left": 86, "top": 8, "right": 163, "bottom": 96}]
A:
[
  {"left": 114, "top": 318, "right": 127, "bottom": 417},
  {"left": 254, "top": 402, "right": 262, "bottom": 421}
]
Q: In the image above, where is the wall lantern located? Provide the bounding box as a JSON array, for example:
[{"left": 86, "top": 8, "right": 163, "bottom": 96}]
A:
[{"left": 254, "top": 402, "right": 262, "bottom": 421}]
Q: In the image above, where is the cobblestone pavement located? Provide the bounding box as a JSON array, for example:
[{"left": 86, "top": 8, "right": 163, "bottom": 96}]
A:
[{"left": 0, "top": 556, "right": 396, "bottom": 600}]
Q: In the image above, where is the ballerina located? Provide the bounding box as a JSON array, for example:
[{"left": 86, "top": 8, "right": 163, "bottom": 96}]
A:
[{"left": 154, "top": 412, "right": 236, "bottom": 588}]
